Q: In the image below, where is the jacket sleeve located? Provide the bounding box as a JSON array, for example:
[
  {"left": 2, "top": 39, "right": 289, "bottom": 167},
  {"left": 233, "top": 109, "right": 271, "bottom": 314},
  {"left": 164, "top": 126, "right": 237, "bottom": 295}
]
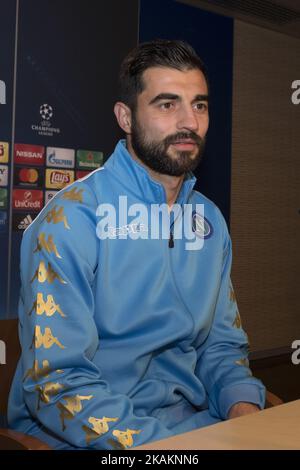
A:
[
  {"left": 195, "top": 211, "right": 266, "bottom": 420},
  {"left": 18, "top": 184, "right": 173, "bottom": 449}
]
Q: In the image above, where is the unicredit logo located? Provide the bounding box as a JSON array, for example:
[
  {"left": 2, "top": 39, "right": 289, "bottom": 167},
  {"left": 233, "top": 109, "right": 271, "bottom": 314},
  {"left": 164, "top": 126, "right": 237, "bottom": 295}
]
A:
[
  {"left": 15, "top": 200, "right": 40, "bottom": 209},
  {"left": 13, "top": 189, "right": 43, "bottom": 211},
  {"left": 24, "top": 191, "right": 32, "bottom": 200}
]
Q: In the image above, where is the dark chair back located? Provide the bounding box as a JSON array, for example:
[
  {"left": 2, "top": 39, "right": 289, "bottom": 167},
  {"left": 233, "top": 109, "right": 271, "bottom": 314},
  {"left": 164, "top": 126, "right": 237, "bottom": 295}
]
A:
[{"left": 0, "top": 319, "right": 21, "bottom": 425}]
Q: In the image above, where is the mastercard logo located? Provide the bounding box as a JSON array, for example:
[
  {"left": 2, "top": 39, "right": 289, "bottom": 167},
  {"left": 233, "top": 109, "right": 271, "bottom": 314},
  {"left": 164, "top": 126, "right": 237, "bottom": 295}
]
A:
[{"left": 19, "top": 168, "right": 39, "bottom": 183}]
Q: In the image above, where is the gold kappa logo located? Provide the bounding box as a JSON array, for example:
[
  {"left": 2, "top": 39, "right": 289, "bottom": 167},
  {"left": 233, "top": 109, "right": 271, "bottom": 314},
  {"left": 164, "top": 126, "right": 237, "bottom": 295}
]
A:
[
  {"left": 61, "top": 187, "right": 83, "bottom": 203},
  {"left": 42, "top": 205, "right": 70, "bottom": 229},
  {"left": 23, "top": 359, "right": 64, "bottom": 382},
  {"left": 57, "top": 395, "right": 93, "bottom": 431},
  {"left": 30, "top": 261, "right": 66, "bottom": 284},
  {"left": 232, "top": 311, "right": 242, "bottom": 329},
  {"left": 33, "top": 233, "right": 62, "bottom": 259},
  {"left": 35, "top": 382, "right": 64, "bottom": 410},
  {"left": 30, "top": 326, "right": 65, "bottom": 350},
  {"left": 28, "top": 293, "right": 66, "bottom": 318},
  {"left": 229, "top": 285, "right": 236, "bottom": 303},
  {"left": 112, "top": 429, "right": 141, "bottom": 449},
  {"left": 82, "top": 416, "right": 118, "bottom": 444},
  {"left": 23, "top": 359, "right": 51, "bottom": 382}
]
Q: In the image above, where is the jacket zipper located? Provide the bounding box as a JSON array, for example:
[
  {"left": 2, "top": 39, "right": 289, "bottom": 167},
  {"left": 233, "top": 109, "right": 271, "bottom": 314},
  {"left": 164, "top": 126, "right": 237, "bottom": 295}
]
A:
[
  {"left": 168, "top": 199, "right": 190, "bottom": 249},
  {"left": 168, "top": 230, "right": 174, "bottom": 248}
]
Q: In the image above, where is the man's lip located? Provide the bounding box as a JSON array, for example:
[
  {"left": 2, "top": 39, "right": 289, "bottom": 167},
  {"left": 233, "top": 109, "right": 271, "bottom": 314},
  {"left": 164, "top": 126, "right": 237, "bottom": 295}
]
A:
[
  {"left": 171, "top": 141, "right": 197, "bottom": 148},
  {"left": 172, "top": 140, "right": 196, "bottom": 144}
]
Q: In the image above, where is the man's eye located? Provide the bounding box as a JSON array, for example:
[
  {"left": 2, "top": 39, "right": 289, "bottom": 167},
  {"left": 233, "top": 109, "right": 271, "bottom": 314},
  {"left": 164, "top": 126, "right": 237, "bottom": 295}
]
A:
[
  {"left": 160, "top": 102, "right": 174, "bottom": 110},
  {"left": 194, "top": 102, "right": 208, "bottom": 112}
]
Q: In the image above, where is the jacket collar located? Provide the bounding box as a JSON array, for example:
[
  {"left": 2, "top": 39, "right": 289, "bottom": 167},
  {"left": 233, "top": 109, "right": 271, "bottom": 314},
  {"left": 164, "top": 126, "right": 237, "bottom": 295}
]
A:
[{"left": 105, "top": 140, "right": 196, "bottom": 205}]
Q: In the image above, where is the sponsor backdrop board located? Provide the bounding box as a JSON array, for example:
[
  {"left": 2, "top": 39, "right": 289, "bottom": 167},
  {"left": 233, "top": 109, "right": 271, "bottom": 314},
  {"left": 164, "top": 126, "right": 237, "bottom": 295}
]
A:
[
  {"left": 3, "top": 0, "right": 139, "bottom": 319},
  {"left": 0, "top": 0, "right": 17, "bottom": 318},
  {"left": 3, "top": 0, "right": 232, "bottom": 320}
]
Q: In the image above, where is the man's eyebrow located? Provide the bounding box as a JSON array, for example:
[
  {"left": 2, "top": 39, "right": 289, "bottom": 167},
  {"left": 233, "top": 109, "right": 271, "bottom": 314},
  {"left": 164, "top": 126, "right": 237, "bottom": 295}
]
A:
[
  {"left": 193, "top": 94, "right": 209, "bottom": 102},
  {"left": 149, "top": 93, "right": 179, "bottom": 105},
  {"left": 149, "top": 93, "right": 209, "bottom": 105}
]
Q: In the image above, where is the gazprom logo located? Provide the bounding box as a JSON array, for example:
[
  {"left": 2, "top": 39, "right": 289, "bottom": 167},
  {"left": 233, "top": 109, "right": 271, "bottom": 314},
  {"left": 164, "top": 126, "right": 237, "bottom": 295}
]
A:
[
  {"left": 46, "top": 147, "right": 75, "bottom": 168},
  {"left": 0, "top": 80, "right": 6, "bottom": 104}
]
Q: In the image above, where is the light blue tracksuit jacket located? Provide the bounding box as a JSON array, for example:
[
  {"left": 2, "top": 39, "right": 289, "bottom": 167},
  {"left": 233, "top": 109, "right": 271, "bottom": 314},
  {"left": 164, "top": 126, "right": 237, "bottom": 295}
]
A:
[{"left": 8, "top": 140, "right": 265, "bottom": 449}]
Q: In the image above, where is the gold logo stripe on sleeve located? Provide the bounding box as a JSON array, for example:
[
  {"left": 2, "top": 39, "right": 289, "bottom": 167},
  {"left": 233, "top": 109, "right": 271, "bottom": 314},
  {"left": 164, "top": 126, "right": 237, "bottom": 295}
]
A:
[
  {"left": 30, "top": 326, "right": 66, "bottom": 350},
  {"left": 229, "top": 285, "right": 236, "bottom": 303},
  {"left": 23, "top": 359, "right": 64, "bottom": 382},
  {"left": 30, "top": 261, "right": 67, "bottom": 284},
  {"left": 56, "top": 395, "right": 93, "bottom": 431},
  {"left": 33, "top": 233, "right": 62, "bottom": 259},
  {"left": 61, "top": 187, "right": 84, "bottom": 203},
  {"left": 112, "top": 429, "right": 141, "bottom": 449},
  {"left": 235, "top": 357, "right": 249, "bottom": 367},
  {"left": 42, "top": 205, "right": 70, "bottom": 230},
  {"left": 232, "top": 311, "right": 242, "bottom": 329},
  {"left": 23, "top": 359, "right": 51, "bottom": 382},
  {"left": 35, "top": 382, "right": 64, "bottom": 410},
  {"left": 82, "top": 417, "right": 118, "bottom": 445},
  {"left": 28, "top": 293, "right": 66, "bottom": 318}
]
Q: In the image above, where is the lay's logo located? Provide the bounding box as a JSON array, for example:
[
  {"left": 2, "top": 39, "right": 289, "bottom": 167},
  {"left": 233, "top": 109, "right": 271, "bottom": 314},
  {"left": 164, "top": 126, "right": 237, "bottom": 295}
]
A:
[{"left": 45, "top": 169, "right": 74, "bottom": 189}]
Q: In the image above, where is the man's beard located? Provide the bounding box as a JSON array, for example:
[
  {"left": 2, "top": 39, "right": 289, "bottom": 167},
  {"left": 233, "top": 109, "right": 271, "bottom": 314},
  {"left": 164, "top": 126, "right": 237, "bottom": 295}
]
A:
[{"left": 130, "top": 115, "right": 206, "bottom": 177}]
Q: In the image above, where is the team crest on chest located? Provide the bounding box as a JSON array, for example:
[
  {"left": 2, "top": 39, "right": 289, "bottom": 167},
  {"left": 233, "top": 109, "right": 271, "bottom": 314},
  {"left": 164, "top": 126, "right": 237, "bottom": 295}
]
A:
[{"left": 192, "top": 211, "right": 213, "bottom": 239}]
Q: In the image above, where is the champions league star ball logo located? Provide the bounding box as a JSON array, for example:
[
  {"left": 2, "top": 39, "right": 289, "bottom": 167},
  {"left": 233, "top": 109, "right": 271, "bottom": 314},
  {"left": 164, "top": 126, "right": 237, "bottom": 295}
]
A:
[
  {"left": 31, "top": 103, "right": 60, "bottom": 137},
  {"left": 40, "top": 103, "right": 53, "bottom": 121}
]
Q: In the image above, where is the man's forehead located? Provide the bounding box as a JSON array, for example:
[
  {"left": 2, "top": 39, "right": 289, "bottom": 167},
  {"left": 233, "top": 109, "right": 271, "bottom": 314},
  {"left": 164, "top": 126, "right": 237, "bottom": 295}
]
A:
[{"left": 141, "top": 66, "right": 208, "bottom": 95}]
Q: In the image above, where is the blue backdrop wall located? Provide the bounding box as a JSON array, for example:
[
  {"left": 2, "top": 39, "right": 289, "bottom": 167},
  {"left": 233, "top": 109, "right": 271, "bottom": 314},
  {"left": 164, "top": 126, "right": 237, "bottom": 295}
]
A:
[
  {"left": 1, "top": 0, "right": 233, "bottom": 319},
  {"left": 0, "top": 0, "right": 17, "bottom": 318},
  {"left": 1, "top": 0, "right": 139, "bottom": 318}
]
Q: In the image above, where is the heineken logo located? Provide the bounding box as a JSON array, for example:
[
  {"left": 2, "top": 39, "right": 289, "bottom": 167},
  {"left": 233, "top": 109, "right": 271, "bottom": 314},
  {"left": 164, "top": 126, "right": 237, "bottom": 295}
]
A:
[{"left": 76, "top": 149, "right": 103, "bottom": 169}]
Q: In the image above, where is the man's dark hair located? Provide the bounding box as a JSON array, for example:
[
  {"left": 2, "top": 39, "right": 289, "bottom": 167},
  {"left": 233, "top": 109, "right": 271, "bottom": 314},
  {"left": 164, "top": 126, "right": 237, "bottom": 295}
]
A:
[{"left": 118, "top": 39, "right": 209, "bottom": 111}]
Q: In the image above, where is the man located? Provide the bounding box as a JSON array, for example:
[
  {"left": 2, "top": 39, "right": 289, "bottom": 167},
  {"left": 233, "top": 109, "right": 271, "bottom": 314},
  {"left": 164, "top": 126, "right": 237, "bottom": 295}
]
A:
[{"left": 8, "top": 39, "right": 265, "bottom": 450}]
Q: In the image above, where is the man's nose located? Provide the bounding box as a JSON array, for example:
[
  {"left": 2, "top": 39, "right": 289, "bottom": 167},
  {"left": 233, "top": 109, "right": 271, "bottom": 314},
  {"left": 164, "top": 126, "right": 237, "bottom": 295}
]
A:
[{"left": 176, "top": 105, "right": 198, "bottom": 132}]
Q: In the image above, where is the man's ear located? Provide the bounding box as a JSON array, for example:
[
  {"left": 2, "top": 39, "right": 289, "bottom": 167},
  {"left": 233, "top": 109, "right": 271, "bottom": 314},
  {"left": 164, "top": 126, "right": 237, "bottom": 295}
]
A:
[{"left": 114, "top": 102, "right": 132, "bottom": 134}]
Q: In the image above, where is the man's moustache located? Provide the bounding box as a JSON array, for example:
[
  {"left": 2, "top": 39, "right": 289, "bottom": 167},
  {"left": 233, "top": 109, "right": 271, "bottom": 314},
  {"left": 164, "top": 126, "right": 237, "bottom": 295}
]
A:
[{"left": 166, "top": 133, "right": 202, "bottom": 146}]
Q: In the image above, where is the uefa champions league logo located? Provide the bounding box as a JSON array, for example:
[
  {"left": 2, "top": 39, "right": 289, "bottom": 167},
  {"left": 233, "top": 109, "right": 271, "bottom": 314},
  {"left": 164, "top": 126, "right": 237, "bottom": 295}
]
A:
[
  {"left": 31, "top": 103, "right": 60, "bottom": 137},
  {"left": 40, "top": 103, "right": 53, "bottom": 121}
]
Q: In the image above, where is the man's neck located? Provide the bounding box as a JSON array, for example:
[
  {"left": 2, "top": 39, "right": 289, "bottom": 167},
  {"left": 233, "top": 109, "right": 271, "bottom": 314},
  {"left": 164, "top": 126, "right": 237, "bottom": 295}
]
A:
[{"left": 126, "top": 139, "right": 185, "bottom": 207}]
